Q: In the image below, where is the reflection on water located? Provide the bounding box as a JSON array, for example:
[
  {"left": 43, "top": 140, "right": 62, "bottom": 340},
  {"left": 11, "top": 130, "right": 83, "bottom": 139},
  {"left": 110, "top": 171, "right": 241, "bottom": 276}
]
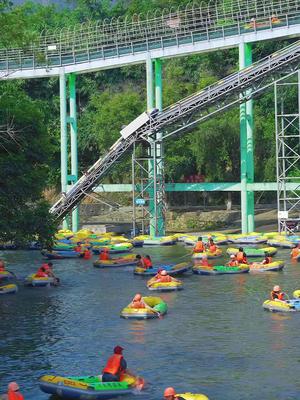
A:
[{"left": 0, "top": 246, "right": 300, "bottom": 399}]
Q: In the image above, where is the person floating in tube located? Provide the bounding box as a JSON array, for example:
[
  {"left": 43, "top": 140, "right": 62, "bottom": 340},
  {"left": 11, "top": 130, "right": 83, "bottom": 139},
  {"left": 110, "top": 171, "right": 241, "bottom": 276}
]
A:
[
  {"left": 270, "top": 285, "right": 285, "bottom": 301},
  {"left": 102, "top": 346, "right": 127, "bottom": 382}
]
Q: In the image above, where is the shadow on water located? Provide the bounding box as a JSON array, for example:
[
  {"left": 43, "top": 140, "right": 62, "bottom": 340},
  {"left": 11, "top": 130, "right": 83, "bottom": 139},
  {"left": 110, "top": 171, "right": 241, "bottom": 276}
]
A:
[{"left": 0, "top": 246, "right": 300, "bottom": 399}]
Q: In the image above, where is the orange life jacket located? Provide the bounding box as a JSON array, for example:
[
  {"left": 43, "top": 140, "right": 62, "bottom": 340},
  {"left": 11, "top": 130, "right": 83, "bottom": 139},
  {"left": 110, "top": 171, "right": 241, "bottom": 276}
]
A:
[
  {"left": 236, "top": 252, "right": 247, "bottom": 263},
  {"left": 228, "top": 260, "right": 239, "bottom": 266},
  {"left": 209, "top": 244, "right": 217, "bottom": 253},
  {"left": 36, "top": 267, "right": 48, "bottom": 277},
  {"left": 8, "top": 391, "right": 24, "bottom": 400},
  {"left": 83, "top": 250, "right": 91, "bottom": 260},
  {"left": 143, "top": 258, "right": 152, "bottom": 269},
  {"left": 102, "top": 354, "right": 123, "bottom": 375},
  {"left": 271, "top": 291, "right": 284, "bottom": 300},
  {"left": 74, "top": 246, "right": 82, "bottom": 253},
  {"left": 99, "top": 252, "right": 109, "bottom": 261},
  {"left": 159, "top": 275, "right": 172, "bottom": 283},
  {"left": 194, "top": 241, "right": 205, "bottom": 253},
  {"left": 201, "top": 259, "right": 210, "bottom": 266},
  {"left": 291, "top": 248, "right": 300, "bottom": 258},
  {"left": 131, "top": 300, "right": 146, "bottom": 308}
]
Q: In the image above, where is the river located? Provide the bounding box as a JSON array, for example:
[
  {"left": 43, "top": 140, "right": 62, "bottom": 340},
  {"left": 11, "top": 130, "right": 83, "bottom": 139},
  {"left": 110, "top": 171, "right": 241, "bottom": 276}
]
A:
[{"left": 0, "top": 245, "right": 300, "bottom": 400}]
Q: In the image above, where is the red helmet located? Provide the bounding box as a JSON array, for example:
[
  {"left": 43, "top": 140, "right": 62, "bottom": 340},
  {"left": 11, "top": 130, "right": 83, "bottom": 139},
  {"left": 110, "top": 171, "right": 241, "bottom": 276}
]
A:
[{"left": 164, "top": 387, "right": 176, "bottom": 397}]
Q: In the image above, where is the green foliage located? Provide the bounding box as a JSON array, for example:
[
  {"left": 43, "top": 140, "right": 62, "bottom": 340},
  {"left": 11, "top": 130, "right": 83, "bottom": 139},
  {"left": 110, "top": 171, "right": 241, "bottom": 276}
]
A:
[{"left": 0, "top": 81, "right": 58, "bottom": 244}]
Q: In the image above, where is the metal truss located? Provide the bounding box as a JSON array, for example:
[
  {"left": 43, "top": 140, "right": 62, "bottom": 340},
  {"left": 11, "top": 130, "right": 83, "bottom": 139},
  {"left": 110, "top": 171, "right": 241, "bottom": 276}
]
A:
[
  {"left": 0, "top": 0, "right": 299, "bottom": 73},
  {"left": 51, "top": 40, "right": 300, "bottom": 220},
  {"left": 131, "top": 141, "right": 166, "bottom": 236},
  {"left": 275, "top": 73, "right": 300, "bottom": 234}
]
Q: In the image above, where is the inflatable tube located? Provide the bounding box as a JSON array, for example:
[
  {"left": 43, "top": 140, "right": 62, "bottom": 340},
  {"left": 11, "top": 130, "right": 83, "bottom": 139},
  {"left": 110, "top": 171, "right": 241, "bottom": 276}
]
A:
[
  {"left": 293, "top": 290, "right": 300, "bottom": 298},
  {"left": 120, "top": 296, "right": 168, "bottom": 319},
  {"left": 0, "top": 271, "right": 15, "bottom": 281},
  {"left": 192, "top": 249, "right": 222, "bottom": 259},
  {"left": 42, "top": 250, "right": 81, "bottom": 259},
  {"left": 147, "top": 278, "right": 183, "bottom": 291},
  {"left": 229, "top": 237, "right": 267, "bottom": 244},
  {"left": 143, "top": 238, "right": 176, "bottom": 246},
  {"left": 92, "top": 243, "right": 133, "bottom": 255},
  {"left": 192, "top": 265, "right": 249, "bottom": 275},
  {"left": 226, "top": 247, "right": 277, "bottom": 257},
  {"left": 134, "top": 262, "right": 192, "bottom": 276},
  {"left": 39, "top": 373, "right": 143, "bottom": 400},
  {"left": 0, "top": 284, "right": 18, "bottom": 294},
  {"left": 267, "top": 239, "right": 295, "bottom": 248},
  {"left": 263, "top": 299, "right": 300, "bottom": 312},
  {"left": 179, "top": 393, "right": 209, "bottom": 400},
  {"left": 24, "top": 274, "right": 55, "bottom": 287},
  {"left": 249, "top": 261, "right": 285, "bottom": 272},
  {"left": 94, "top": 256, "right": 138, "bottom": 268}
]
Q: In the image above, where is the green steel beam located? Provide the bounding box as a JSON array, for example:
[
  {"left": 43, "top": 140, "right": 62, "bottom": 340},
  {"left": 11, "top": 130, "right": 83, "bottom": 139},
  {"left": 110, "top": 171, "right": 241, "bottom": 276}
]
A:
[
  {"left": 59, "top": 70, "right": 69, "bottom": 229},
  {"left": 154, "top": 58, "right": 165, "bottom": 236},
  {"left": 239, "top": 42, "right": 254, "bottom": 233},
  {"left": 68, "top": 73, "right": 79, "bottom": 232},
  {"left": 90, "top": 182, "right": 300, "bottom": 192},
  {"left": 146, "top": 55, "right": 156, "bottom": 236}
]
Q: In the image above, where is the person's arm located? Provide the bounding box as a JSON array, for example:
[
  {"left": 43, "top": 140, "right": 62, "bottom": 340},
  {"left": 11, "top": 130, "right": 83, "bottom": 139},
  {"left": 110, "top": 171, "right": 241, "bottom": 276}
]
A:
[{"left": 121, "top": 358, "right": 127, "bottom": 371}]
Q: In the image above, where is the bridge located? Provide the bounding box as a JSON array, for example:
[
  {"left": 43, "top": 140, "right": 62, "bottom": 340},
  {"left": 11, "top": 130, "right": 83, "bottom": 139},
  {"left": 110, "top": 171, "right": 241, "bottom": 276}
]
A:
[{"left": 1, "top": 0, "right": 300, "bottom": 235}]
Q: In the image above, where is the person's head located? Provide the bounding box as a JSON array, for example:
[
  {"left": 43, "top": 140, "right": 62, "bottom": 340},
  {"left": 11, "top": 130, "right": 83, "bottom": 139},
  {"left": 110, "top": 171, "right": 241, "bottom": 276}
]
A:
[
  {"left": 273, "top": 285, "right": 281, "bottom": 292},
  {"left": 264, "top": 252, "right": 268, "bottom": 258},
  {"left": 48, "top": 262, "right": 53, "bottom": 268},
  {"left": 164, "top": 387, "right": 176, "bottom": 400},
  {"left": 198, "top": 237, "right": 202, "bottom": 241},
  {"left": 0, "top": 259, "right": 5, "bottom": 267},
  {"left": 160, "top": 270, "right": 167, "bottom": 276},
  {"left": 114, "top": 345, "right": 124, "bottom": 355},
  {"left": 8, "top": 382, "right": 19, "bottom": 392},
  {"left": 239, "top": 247, "right": 243, "bottom": 252},
  {"left": 209, "top": 238, "right": 214, "bottom": 244},
  {"left": 146, "top": 255, "right": 151, "bottom": 260},
  {"left": 136, "top": 255, "right": 142, "bottom": 260},
  {"left": 77, "top": 242, "right": 81, "bottom": 245},
  {"left": 230, "top": 254, "right": 235, "bottom": 259},
  {"left": 207, "top": 235, "right": 212, "bottom": 240},
  {"left": 133, "top": 293, "right": 142, "bottom": 301}
]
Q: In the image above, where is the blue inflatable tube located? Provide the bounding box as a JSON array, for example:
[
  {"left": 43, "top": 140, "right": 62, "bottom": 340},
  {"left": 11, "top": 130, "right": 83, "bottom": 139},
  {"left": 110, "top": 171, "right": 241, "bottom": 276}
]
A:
[{"left": 39, "top": 380, "right": 132, "bottom": 400}]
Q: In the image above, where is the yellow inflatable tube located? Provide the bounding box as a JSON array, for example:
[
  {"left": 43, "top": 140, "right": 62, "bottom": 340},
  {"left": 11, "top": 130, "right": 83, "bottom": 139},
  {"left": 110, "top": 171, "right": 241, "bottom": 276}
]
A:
[{"left": 179, "top": 393, "right": 209, "bottom": 400}]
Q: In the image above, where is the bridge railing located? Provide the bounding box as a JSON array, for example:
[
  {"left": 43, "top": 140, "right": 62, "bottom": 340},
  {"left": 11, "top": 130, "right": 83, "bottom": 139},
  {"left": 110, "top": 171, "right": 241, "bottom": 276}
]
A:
[{"left": 0, "top": 0, "right": 299, "bottom": 74}]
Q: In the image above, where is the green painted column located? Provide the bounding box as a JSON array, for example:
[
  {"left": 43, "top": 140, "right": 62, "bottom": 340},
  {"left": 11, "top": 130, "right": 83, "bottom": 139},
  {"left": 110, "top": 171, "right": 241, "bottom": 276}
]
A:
[
  {"left": 239, "top": 42, "right": 255, "bottom": 233},
  {"left": 59, "top": 69, "right": 69, "bottom": 230},
  {"left": 146, "top": 55, "right": 156, "bottom": 237},
  {"left": 69, "top": 73, "right": 79, "bottom": 232},
  {"left": 154, "top": 58, "right": 165, "bottom": 236}
]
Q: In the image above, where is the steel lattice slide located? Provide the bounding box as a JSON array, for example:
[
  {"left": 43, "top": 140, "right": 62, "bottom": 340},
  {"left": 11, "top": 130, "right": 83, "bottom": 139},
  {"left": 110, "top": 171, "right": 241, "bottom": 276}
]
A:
[{"left": 50, "top": 40, "right": 300, "bottom": 220}]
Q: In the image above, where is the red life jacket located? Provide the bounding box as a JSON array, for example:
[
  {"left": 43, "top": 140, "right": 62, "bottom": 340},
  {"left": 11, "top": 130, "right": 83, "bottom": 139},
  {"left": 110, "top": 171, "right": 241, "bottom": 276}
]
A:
[
  {"left": 236, "top": 252, "right": 247, "bottom": 263},
  {"left": 201, "top": 259, "right": 210, "bottom": 266},
  {"left": 99, "top": 253, "right": 109, "bottom": 261},
  {"left": 8, "top": 391, "right": 24, "bottom": 400},
  {"left": 103, "top": 354, "right": 123, "bottom": 375},
  {"left": 143, "top": 258, "right": 152, "bottom": 269},
  {"left": 83, "top": 250, "right": 91, "bottom": 260},
  {"left": 194, "top": 241, "right": 205, "bottom": 253},
  {"left": 131, "top": 300, "right": 146, "bottom": 309},
  {"left": 0, "top": 266, "right": 5, "bottom": 272},
  {"left": 159, "top": 275, "right": 172, "bottom": 283},
  {"left": 74, "top": 246, "right": 82, "bottom": 253},
  {"left": 36, "top": 267, "right": 48, "bottom": 277},
  {"left": 209, "top": 244, "right": 217, "bottom": 253},
  {"left": 228, "top": 260, "right": 239, "bottom": 266},
  {"left": 271, "top": 291, "right": 284, "bottom": 300}
]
